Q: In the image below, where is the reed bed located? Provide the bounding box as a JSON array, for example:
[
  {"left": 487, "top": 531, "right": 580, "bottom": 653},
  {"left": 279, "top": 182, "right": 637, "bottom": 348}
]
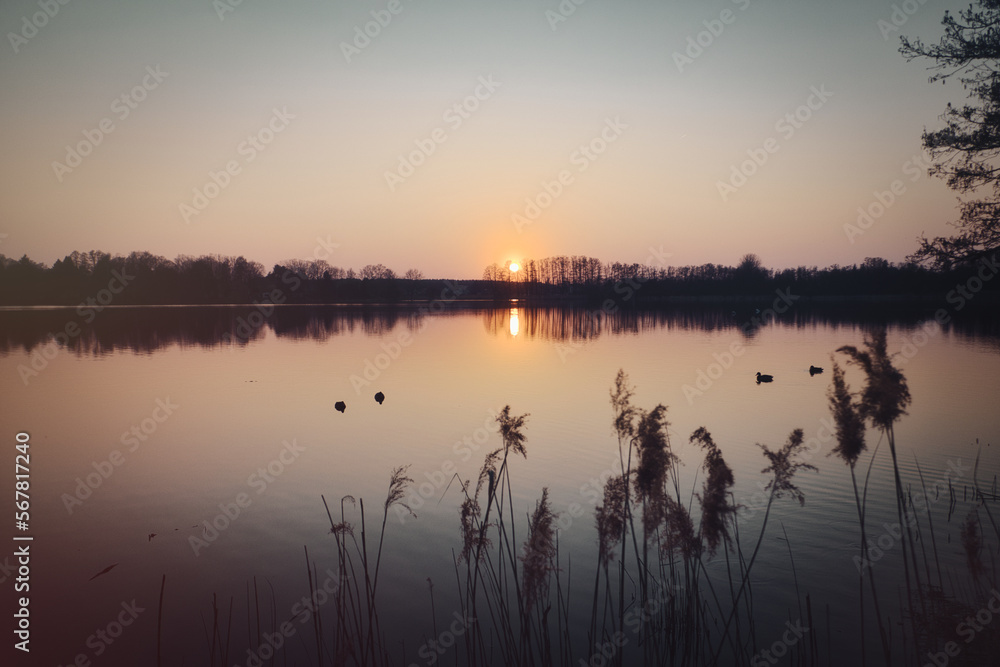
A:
[{"left": 174, "top": 330, "right": 998, "bottom": 666}]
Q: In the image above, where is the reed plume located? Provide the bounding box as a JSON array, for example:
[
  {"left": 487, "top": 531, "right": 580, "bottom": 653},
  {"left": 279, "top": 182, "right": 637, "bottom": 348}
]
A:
[
  {"left": 373, "top": 466, "right": 416, "bottom": 596},
  {"left": 496, "top": 405, "right": 529, "bottom": 459},
  {"left": 326, "top": 494, "right": 355, "bottom": 537},
  {"left": 384, "top": 465, "right": 415, "bottom": 518},
  {"left": 660, "top": 495, "right": 699, "bottom": 560},
  {"left": 828, "top": 361, "right": 867, "bottom": 468},
  {"left": 520, "top": 488, "right": 558, "bottom": 613},
  {"left": 828, "top": 358, "right": 890, "bottom": 664},
  {"left": 758, "top": 429, "right": 817, "bottom": 506},
  {"left": 610, "top": 369, "right": 638, "bottom": 443},
  {"left": 690, "top": 427, "right": 738, "bottom": 555},
  {"left": 838, "top": 328, "right": 920, "bottom": 638},
  {"left": 594, "top": 474, "right": 628, "bottom": 568},
  {"left": 459, "top": 450, "right": 501, "bottom": 563},
  {"left": 633, "top": 404, "right": 676, "bottom": 537},
  {"left": 836, "top": 329, "right": 911, "bottom": 432}
]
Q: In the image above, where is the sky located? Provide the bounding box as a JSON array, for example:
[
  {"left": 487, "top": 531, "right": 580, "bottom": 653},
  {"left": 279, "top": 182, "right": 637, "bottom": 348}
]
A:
[{"left": 0, "top": 0, "right": 976, "bottom": 278}]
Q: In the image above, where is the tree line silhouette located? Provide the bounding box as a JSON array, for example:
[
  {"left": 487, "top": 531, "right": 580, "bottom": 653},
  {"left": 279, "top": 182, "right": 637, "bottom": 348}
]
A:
[
  {"left": 0, "top": 250, "right": 996, "bottom": 306},
  {"left": 486, "top": 253, "right": 994, "bottom": 301}
]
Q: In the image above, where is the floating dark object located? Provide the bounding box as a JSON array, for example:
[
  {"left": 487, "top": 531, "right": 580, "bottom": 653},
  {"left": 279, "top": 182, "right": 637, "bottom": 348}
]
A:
[
  {"left": 756, "top": 372, "right": 773, "bottom": 383},
  {"left": 335, "top": 401, "right": 346, "bottom": 413},
  {"left": 809, "top": 366, "right": 824, "bottom": 375},
  {"left": 148, "top": 533, "right": 156, "bottom": 542},
  {"left": 89, "top": 563, "right": 119, "bottom": 581},
  {"left": 374, "top": 391, "right": 385, "bottom": 405}
]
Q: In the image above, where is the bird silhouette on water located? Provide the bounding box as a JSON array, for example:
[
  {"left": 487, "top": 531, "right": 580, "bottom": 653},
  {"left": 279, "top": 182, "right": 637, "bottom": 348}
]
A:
[
  {"left": 374, "top": 391, "right": 385, "bottom": 405},
  {"left": 756, "top": 372, "right": 773, "bottom": 384},
  {"left": 335, "top": 401, "right": 346, "bottom": 413},
  {"left": 809, "top": 365, "right": 824, "bottom": 376}
]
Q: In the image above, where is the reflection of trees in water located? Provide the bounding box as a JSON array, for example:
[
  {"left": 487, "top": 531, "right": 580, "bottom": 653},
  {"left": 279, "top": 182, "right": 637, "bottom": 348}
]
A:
[
  {"left": 0, "top": 307, "right": 425, "bottom": 355},
  {"left": 482, "top": 307, "right": 740, "bottom": 341},
  {"left": 0, "top": 307, "right": 251, "bottom": 356},
  {"left": 481, "top": 303, "right": 1000, "bottom": 344},
  {"left": 269, "top": 307, "right": 438, "bottom": 340},
  {"left": 0, "top": 303, "right": 997, "bottom": 356},
  {"left": 269, "top": 307, "right": 400, "bottom": 340}
]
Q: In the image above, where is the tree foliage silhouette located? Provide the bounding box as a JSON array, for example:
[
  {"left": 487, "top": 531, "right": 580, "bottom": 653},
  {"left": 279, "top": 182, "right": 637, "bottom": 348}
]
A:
[{"left": 901, "top": 1, "right": 1000, "bottom": 268}]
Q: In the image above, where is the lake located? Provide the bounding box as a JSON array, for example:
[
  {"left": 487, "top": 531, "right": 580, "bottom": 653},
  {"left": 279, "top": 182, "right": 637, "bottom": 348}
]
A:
[{"left": 1, "top": 302, "right": 998, "bottom": 666}]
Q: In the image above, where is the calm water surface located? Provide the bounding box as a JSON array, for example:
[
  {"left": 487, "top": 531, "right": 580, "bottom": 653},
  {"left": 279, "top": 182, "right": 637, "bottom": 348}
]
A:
[{"left": 1, "top": 305, "right": 998, "bottom": 665}]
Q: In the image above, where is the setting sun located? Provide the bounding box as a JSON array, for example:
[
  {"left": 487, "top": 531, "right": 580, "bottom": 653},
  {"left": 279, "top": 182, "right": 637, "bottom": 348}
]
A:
[{"left": 509, "top": 262, "right": 520, "bottom": 273}]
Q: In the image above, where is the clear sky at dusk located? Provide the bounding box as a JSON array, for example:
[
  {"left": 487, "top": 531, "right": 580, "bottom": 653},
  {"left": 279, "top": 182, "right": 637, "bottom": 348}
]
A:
[{"left": 0, "top": 0, "right": 972, "bottom": 278}]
